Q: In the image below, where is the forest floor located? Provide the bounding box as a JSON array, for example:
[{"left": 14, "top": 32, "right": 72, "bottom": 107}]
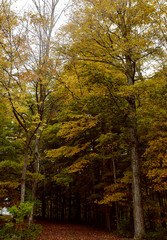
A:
[{"left": 38, "top": 221, "right": 130, "bottom": 240}]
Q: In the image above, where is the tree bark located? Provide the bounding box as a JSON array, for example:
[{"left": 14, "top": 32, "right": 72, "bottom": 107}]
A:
[
  {"left": 21, "top": 136, "right": 30, "bottom": 203},
  {"left": 32, "top": 128, "right": 41, "bottom": 201},
  {"left": 130, "top": 123, "right": 145, "bottom": 239},
  {"left": 111, "top": 143, "right": 119, "bottom": 231},
  {"left": 128, "top": 95, "right": 145, "bottom": 239},
  {"left": 105, "top": 205, "right": 111, "bottom": 231},
  {"left": 125, "top": 49, "right": 145, "bottom": 239},
  {"left": 29, "top": 128, "right": 42, "bottom": 223}
]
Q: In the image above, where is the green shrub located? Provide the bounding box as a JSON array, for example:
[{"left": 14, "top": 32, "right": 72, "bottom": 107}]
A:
[
  {"left": 143, "top": 228, "right": 167, "bottom": 240},
  {"left": 117, "top": 218, "right": 133, "bottom": 238},
  {"left": 0, "top": 222, "right": 42, "bottom": 240},
  {"left": 0, "top": 202, "right": 42, "bottom": 240},
  {"left": 9, "top": 201, "right": 34, "bottom": 223}
]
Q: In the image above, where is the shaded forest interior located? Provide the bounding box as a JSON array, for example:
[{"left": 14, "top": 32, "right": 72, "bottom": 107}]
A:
[{"left": 34, "top": 160, "right": 167, "bottom": 238}]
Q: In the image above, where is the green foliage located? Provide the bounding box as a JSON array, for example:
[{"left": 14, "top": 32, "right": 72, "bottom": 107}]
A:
[
  {"left": 0, "top": 222, "right": 42, "bottom": 240},
  {"left": 117, "top": 218, "right": 133, "bottom": 238},
  {"left": 0, "top": 202, "right": 42, "bottom": 240},
  {"left": 8, "top": 202, "right": 34, "bottom": 223},
  {"left": 143, "top": 229, "right": 167, "bottom": 240},
  {"left": 52, "top": 169, "right": 73, "bottom": 186}
]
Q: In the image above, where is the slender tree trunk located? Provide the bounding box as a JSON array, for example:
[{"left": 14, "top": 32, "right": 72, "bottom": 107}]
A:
[
  {"left": 111, "top": 143, "right": 119, "bottom": 231},
  {"left": 29, "top": 128, "right": 42, "bottom": 223},
  {"left": 105, "top": 205, "right": 111, "bottom": 231},
  {"left": 21, "top": 136, "right": 30, "bottom": 203},
  {"left": 32, "top": 128, "right": 41, "bottom": 201},
  {"left": 42, "top": 194, "right": 46, "bottom": 219},
  {"left": 68, "top": 183, "right": 72, "bottom": 221},
  {"left": 158, "top": 192, "right": 166, "bottom": 228}
]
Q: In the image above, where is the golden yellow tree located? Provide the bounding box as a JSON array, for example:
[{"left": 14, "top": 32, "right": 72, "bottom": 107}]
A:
[
  {"left": 59, "top": 0, "right": 164, "bottom": 238},
  {"left": 0, "top": 0, "right": 68, "bottom": 205}
]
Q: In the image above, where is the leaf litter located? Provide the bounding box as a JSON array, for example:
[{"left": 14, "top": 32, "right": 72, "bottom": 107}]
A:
[{"left": 38, "top": 221, "right": 127, "bottom": 240}]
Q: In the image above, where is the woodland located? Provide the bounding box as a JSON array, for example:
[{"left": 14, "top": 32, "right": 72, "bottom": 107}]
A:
[{"left": 0, "top": 0, "right": 167, "bottom": 239}]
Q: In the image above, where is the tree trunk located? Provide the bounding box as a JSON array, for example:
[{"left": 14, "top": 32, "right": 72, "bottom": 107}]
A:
[
  {"left": 111, "top": 143, "right": 119, "bottom": 231},
  {"left": 105, "top": 205, "right": 111, "bottom": 231},
  {"left": 28, "top": 128, "right": 42, "bottom": 223},
  {"left": 128, "top": 97, "right": 145, "bottom": 239},
  {"left": 21, "top": 136, "right": 30, "bottom": 203},
  {"left": 32, "top": 128, "right": 41, "bottom": 201},
  {"left": 42, "top": 194, "right": 46, "bottom": 219},
  {"left": 125, "top": 51, "right": 145, "bottom": 239},
  {"left": 68, "top": 183, "right": 72, "bottom": 221}
]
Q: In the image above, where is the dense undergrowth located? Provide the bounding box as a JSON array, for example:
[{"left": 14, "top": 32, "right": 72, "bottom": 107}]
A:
[{"left": 0, "top": 202, "right": 42, "bottom": 240}]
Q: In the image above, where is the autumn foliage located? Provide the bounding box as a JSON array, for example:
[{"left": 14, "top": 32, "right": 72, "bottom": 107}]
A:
[{"left": 0, "top": 0, "right": 167, "bottom": 239}]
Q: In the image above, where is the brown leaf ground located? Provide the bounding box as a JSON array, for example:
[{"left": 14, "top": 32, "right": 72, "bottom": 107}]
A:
[{"left": 38, "top": 221, "right": 128, "bottom": 240}]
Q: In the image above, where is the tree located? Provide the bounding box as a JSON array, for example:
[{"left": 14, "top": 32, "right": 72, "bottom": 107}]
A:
[
  {"left": 59, "top": 0, "right": 163, "bottom": 238},
  {"left": 0, "top": 0, "right": 69, "bottom": 205},
  {"left": 0, "top": 0, "right": 33, "bottom": 204}
]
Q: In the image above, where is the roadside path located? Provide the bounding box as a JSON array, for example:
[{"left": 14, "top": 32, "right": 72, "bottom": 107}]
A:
[{"left": 38, "top": 221, "right": 127, "bottom": 240}]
